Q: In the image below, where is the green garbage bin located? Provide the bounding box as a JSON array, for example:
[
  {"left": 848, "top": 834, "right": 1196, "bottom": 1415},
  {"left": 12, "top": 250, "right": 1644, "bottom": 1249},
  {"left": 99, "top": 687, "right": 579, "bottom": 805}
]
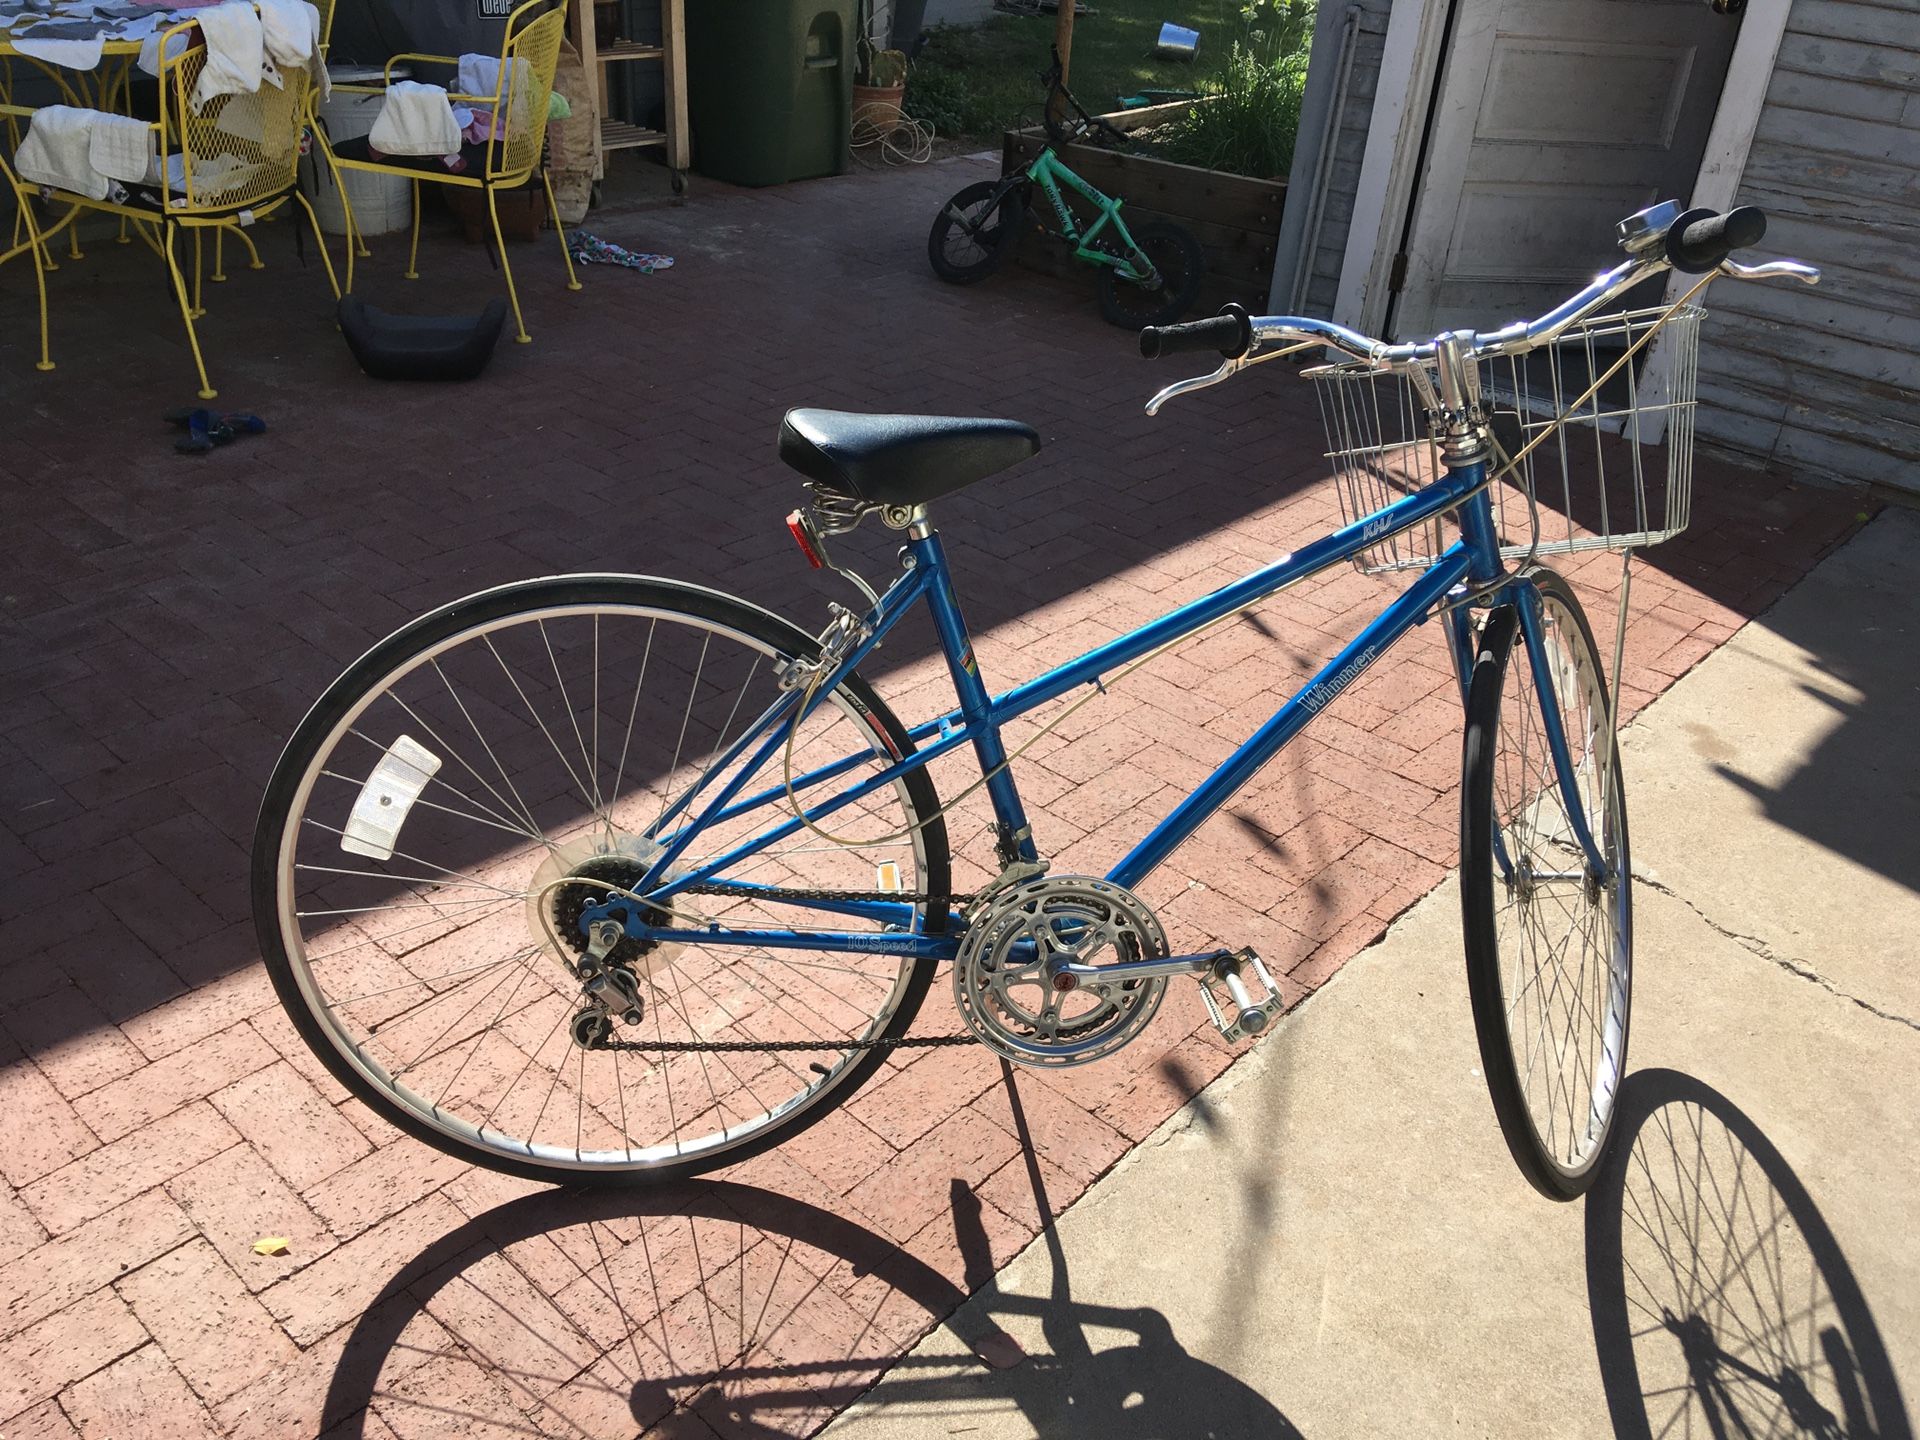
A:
[{"left": 684, "top": 1, "right": 858, "bottom": 187}]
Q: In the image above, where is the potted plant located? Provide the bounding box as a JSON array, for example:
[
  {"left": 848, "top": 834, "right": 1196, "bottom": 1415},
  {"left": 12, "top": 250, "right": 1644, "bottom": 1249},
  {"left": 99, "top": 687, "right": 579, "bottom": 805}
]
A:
[{"left": 853, "top": 40, "right": 907, "bottom": 135}]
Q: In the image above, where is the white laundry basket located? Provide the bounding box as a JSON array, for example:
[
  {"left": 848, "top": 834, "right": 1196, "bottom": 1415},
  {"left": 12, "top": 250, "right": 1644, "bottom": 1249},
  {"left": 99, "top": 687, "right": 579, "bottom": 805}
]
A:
[{"left": 303, "top": 65, "right": 415, "bottom": 236}]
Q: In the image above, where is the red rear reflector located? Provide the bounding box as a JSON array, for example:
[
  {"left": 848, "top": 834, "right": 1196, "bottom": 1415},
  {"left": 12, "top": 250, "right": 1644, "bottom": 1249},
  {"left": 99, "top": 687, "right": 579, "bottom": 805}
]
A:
[{"left": 786, "top": 510, "right": 824, "bottom": 569}]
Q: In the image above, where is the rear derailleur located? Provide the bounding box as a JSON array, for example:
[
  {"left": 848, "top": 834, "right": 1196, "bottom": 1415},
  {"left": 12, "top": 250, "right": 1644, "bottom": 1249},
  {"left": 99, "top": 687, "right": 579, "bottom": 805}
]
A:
[{"left": 570, "top": 918, "right": 646, "bottom": 1049}]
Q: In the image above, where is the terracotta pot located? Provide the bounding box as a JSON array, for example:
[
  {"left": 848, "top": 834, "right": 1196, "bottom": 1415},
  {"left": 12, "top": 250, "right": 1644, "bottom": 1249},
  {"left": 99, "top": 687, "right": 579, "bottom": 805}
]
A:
[{"left": 852, "top": 81, "right": 906, "bottom": 134}]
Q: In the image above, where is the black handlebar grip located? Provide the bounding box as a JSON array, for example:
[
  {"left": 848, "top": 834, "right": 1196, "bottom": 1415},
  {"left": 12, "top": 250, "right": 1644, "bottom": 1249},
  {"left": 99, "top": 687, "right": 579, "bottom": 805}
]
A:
[
  {"left": 1666, "top": 205, "right": 1767, "bottom": 274},
  {"left": 1140, "top": 304, "right": 1254, "bottom": 360}
]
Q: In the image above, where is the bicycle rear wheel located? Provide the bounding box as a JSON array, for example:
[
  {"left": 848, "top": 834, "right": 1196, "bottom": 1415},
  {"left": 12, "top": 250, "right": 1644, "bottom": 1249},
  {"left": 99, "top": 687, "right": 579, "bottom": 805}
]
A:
[
  {"left": 1460, "top": 569, "right": 1632, "bottom": 1200},
  {"left": 252, "top": 576, "right": 949, "bottom": 1186},
  {"left": 1098, "top": 219, "right": 1204, "bottom": 329}
]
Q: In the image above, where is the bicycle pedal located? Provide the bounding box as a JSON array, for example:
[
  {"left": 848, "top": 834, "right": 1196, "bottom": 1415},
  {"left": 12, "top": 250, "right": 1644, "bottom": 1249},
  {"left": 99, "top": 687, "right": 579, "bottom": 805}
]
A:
[{"left": 1195, "top": 948, "right": 1286, "bottom": 1044}]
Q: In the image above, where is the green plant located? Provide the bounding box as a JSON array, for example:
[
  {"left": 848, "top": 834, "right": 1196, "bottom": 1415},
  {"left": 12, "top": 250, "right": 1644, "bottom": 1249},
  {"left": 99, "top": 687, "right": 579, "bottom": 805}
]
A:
[
  {"left": 904, "top": 59, "right": 973, "bottom": 137},
  {"left": 857, "top": 43, "right": 908, "bottom": 88},
  {"left": 1160, "top": 41, "right": 1306, "bottom": 179},
  {"left": 1239, "top": 0, "right": 1317, "bottom": 56}
]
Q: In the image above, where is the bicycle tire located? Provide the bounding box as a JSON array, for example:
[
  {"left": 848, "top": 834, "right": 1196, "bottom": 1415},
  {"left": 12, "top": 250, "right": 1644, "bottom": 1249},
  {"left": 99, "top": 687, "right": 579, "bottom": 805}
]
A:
[
  {"left": 252, "top": 575, "right": 950, "bottom": 1187},
  {"left": 928, "top": 179, "right": 1027, "bottom": 284},
  {"left": 1097, "top": 219, "right": 1205, "bottom": 329},
  {"left": 1460, "top": 568, "right": 1632, "bottom": 1200}
]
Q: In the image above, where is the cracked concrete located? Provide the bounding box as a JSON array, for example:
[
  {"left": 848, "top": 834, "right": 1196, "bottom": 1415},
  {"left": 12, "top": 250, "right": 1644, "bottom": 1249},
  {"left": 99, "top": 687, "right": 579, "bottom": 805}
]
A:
[
  {"left": 1620, "top": 506, "right": 1920, "bottom": 1026},
  {"left": 825, "top": 508, "right": 1920, "bottom": 1439},
  {"left": 1635, "top": 871, "right": 1920, "bottom": 1034}
]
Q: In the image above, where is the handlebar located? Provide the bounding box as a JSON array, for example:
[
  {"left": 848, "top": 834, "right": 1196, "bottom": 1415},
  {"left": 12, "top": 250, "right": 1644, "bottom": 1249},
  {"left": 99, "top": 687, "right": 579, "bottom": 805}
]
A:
[
  {"left": 1666, "top": 204, "right": 1766, "bottom": 273},
  {"left": 1140, "top": 202, "right": 1820, "bottom": 414},
  {"left": 1138, "top": 304, "right": 1253, "bottom": 360}
]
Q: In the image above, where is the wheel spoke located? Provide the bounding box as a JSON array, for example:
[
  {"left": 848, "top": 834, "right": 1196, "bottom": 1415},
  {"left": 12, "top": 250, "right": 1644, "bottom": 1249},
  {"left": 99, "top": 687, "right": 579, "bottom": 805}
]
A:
[
  {"left": 263, "top": 593, "right": 940, "bottom": 1177},
  {"left": 1468, "top": 581, "right": 1631, "bottom": 1191}
]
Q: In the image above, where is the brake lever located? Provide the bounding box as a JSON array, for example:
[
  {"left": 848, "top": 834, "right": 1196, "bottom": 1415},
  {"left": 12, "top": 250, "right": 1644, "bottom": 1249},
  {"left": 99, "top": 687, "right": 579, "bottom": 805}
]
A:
[
  {"left": 1143, "top": 339, "right": 1329, "bottom": 416},
  {"left": 1719, "top": 257, "right": 1821, "bottom": 285},
  {"left": 1145, "top": 356, "right": 1245, "bottom": 416}
]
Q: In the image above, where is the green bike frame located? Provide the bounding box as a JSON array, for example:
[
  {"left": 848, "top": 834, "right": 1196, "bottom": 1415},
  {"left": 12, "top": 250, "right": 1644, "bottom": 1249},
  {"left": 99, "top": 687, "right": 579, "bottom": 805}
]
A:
[{"left": 1021, "top": 148, "right": 1154, "bottom": 282}]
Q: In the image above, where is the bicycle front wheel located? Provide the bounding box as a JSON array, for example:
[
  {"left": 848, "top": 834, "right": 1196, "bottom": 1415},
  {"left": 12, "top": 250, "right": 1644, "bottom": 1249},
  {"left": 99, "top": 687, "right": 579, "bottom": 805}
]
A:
[
  {"left": 1460, "top": 569, "right": 1632, "bottom": 1200},
  {"left": 252, "top": 576, "right": 950, "bottom": 1186},
  {"left": 927, "top": 178, "right": 1026, "bottom": 283}
]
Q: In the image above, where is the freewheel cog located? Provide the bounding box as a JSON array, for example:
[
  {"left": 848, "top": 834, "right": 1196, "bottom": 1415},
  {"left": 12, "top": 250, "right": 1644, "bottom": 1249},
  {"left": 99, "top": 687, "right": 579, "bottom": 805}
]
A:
[
  {"left": 953, "top": 875, "right": 1168, "bottom": 1068},
  {"left": 526, "top": 835, "right": 680, "bottom": 978}
]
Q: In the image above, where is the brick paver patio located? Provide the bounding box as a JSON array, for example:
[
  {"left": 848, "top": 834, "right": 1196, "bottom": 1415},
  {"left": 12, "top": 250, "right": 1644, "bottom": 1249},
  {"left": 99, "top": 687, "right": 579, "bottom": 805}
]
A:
[{"left": 0, "top": 154, "right": 1868, "bottom": 1437}]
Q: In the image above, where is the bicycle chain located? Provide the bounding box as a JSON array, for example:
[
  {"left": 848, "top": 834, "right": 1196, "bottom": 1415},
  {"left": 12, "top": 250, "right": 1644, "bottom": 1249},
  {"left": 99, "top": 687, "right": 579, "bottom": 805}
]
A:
[{"left": 588, "top": 883, "right": 982, "bottom": 1055}]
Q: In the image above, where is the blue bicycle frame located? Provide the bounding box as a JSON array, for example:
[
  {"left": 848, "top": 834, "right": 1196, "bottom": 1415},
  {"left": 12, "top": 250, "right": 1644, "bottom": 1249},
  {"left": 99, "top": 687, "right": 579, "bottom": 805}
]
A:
[{"left": 600, "top": 453, "right": 1611, "bottom": 963}]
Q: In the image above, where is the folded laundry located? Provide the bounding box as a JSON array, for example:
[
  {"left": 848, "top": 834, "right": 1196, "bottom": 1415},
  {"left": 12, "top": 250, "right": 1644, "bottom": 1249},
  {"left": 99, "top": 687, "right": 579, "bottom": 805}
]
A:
[
  {"left": 87, "top": 109, "right": 154, "bottom": 182},
  {"left": 8, "top": 27, "right": 106, "bottom": 68},
  {"left": 369, "top": 80, "right": 460, "bottom": 157},
  {"left": 13, "top": 104, "right": 109, "bottom": 198}
]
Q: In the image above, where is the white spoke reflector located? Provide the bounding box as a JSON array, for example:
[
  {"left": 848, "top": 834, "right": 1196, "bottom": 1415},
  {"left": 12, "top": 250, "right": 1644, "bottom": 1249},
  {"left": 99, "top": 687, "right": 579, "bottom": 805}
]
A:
[{"left": 341, "top": 735, "right": 443, "bottom": 860}]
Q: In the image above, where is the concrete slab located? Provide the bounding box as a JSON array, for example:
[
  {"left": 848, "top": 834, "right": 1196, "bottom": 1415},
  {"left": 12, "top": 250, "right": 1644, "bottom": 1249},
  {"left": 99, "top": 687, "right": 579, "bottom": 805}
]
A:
[
  {"left": 1622, "top": 506, "right": 1920, "bottom": 1023},
  {"left": 826, "top": 511, "right": 1920, "bottom": 1440}
]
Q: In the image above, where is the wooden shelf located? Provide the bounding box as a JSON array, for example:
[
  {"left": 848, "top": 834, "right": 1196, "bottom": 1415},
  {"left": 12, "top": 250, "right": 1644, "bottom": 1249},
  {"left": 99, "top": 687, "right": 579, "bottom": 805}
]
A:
[
  {"left": 596, "top": 40, "right": 664, "bottom": 63},
  {"left": 601, "top": 119, "right": 667, "bottom": 151},
  {"left": 569, "top": 0, "right": 685, "bottom": 180}
]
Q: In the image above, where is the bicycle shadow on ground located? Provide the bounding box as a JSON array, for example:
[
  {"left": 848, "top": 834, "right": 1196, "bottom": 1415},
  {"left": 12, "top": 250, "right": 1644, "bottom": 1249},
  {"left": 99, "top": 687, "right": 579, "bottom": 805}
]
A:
[
  {"left": 1586, "top": 1068, "right": 1913, "bottom": 1440},
  {"left": 315, "top": 1072, "right": 1301, "bottom": 1439}
]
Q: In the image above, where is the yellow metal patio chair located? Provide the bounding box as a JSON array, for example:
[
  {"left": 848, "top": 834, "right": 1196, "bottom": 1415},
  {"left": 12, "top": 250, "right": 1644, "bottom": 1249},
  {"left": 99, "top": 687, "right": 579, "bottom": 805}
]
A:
[
  {"left": 3, "top": 13, "right": 339, "bottom": 398},
  {"left": 316, "top": 0, "right": 580, "bottom": 344}
]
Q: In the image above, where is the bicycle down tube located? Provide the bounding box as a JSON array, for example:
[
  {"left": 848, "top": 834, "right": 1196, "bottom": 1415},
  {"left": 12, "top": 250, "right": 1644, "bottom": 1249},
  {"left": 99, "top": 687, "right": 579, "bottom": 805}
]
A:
[
  {"left": 623, "top": 460, "right": 1502, "bottom": 961},
  {"left": 1026, "top": 150, "right": 1140, "bottom": 270}
]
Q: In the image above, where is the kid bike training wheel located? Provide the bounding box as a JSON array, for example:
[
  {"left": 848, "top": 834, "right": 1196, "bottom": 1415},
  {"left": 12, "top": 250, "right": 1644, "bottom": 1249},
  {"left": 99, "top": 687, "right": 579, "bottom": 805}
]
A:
[
  {"left": 252, "top": 576, "right": 950, "bottom": 1186},
  {"left": 928, "top": 179, "right": 1028, "bottom": 284},
  {"left": 1098, "top": 219, "right": 1205, "bottom": 329},
  {"left": 1460, "top": 568, "right": 1632, "bottom": 1200}
]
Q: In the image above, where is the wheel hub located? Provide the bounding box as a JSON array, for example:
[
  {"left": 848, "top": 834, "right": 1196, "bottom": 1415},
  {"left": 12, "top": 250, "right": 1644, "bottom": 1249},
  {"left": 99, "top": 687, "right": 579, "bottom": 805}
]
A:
[{"left": 526, "top": 834, "right": 681, "bottom": 980}]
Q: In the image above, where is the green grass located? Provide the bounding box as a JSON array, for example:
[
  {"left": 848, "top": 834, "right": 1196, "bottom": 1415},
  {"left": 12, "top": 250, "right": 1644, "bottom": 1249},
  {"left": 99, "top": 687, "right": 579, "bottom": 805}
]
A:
[{"left": 905, "top": 0, "right": 1259, "bottom": 143}]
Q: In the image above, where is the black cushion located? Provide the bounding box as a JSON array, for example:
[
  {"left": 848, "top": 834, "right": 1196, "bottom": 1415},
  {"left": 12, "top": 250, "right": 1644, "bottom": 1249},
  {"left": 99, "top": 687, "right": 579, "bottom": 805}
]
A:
[
  {"left": 338, "top": 295, "right": 509, "bottom": 381},
  {"left": 777, "top": 409, "right": 1040, "bottom": 509}
]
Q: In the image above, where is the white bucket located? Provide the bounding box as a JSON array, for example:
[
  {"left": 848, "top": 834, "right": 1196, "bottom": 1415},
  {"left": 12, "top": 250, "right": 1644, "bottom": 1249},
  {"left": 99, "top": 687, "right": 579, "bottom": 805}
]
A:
[
  {"left": 302, "top": 65, "right": 415, "bottom": 236},
  {"left": 1155, "top": 22, "right": 1199, "bottom": 60}
]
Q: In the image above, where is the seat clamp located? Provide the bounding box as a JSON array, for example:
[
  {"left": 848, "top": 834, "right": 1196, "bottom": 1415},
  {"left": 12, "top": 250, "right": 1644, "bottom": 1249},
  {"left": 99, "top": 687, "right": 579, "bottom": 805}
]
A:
[{"left": 879, "top": 504, "right": 925, "bottom": 531}]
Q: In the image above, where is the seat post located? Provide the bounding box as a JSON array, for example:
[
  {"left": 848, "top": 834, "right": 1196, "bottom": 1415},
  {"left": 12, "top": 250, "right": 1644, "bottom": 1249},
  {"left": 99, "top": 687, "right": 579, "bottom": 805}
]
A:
[{"left": 907, "top": 515, "right": 1041, "bottom": 869}]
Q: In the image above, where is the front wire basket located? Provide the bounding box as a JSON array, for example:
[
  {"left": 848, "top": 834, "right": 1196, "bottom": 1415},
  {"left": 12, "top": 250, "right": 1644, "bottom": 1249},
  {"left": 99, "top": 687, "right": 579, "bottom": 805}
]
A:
[{"left": 1311, "top": 304, "right": 1705, "bottom": 575}]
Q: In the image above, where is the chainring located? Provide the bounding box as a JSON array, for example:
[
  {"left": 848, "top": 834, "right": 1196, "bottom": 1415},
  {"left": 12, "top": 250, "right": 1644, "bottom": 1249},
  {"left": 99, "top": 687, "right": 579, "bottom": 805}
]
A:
[{"left": 953, "top": 875, "right": 1168, "bottom": 1068}]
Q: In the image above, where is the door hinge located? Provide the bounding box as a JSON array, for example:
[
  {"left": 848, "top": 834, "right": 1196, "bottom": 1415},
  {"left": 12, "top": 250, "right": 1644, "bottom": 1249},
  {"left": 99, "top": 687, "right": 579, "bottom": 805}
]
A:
[{"left": 1387, "top": 251, "right": 1409, "bottom": 294}]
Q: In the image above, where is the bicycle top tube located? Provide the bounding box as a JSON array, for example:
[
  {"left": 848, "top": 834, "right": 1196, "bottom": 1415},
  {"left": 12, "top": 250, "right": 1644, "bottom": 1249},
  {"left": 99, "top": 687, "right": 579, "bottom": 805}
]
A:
[{"left": 1141, "top": 201, "right": 1821, "bottom": 414}]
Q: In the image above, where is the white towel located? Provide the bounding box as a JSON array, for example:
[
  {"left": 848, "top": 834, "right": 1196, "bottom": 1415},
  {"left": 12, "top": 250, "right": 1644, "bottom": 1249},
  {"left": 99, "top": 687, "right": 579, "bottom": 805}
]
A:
[
  {"left": 191, "top": 1, "right": 264, "bottom": 110},
  {"left": 257, "top": 0, "right": 315, "bottom": 67},
  {"left": 369, "top": 81, "right": 460, "bottom": 156},
  {"left": 9, "top": 31, "right": 106, "bottom": 69},
  {"left": 14, "top": 105, "right": 109, "bottom": 199},
  {"left": 261, "top": 0, "right": 327, "bottom": 97},
  {"left": 86, "top": 110, "right": 155, "bottom": 183}
]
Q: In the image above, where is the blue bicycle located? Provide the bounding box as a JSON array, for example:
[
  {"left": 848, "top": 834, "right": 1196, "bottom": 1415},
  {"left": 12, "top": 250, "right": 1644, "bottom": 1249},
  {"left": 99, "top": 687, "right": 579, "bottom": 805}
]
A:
[{"left": 254, "top": 203, "right": 1817, "bottom": 1200}]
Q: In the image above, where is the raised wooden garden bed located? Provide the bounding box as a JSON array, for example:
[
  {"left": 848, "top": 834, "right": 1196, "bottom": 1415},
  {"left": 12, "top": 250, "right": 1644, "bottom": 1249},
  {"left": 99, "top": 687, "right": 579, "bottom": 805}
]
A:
[{"left": 1000, "top": 100, "right": 1287, "bottom": 318}]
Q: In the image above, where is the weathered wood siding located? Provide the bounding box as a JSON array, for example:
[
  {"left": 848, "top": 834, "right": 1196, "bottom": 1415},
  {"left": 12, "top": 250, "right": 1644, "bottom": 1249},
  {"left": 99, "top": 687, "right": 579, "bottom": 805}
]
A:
[
  {"left": 1274, "top": 0, "right": 1394, "bottom": 316},
  {"left": 1697, "top": 0, "right": 1920, "bottom": 489}
]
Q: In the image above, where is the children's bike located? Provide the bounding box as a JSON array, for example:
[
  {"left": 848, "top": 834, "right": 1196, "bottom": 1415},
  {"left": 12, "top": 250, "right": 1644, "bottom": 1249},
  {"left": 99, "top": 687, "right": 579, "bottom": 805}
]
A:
[
  {"left": 926, "top": 55, "right": 1205, "bottom": 329},
  {"left": 253, "top": 202, "right": 1816, "bottom": 1199}
]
